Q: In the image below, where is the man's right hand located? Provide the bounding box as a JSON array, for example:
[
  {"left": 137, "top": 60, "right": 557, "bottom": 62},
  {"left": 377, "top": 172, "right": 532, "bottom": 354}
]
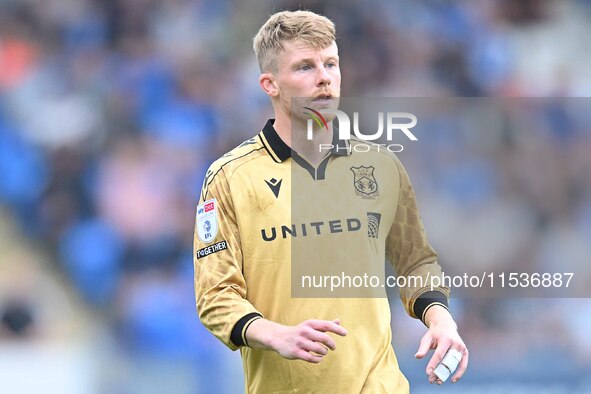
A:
[{"left": 245, "top": 318, "right": 348, "bottom": 363}]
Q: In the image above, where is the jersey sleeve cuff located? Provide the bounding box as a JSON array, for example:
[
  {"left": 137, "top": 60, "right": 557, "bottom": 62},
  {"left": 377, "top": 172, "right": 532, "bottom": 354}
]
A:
[
  {"left": 230, "top": 312, "right": 263, "bottom": 348},
  {"left": 413, "top": 291, "right": 449, "bottom": 325}
]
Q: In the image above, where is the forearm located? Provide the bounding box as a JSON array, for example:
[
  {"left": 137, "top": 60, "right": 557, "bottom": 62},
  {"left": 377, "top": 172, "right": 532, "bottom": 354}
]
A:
[
  {"left": 242, "top": 317, "right": 347, "bottom": 363},
  {"left": 244, "top": 318, "right": 281, "bottom": 350},
  {"left": 423, "top": 304, "right": 457, "bottom": 329}
]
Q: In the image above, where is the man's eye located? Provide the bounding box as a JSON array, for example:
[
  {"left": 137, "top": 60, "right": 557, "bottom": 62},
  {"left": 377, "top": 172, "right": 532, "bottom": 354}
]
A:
[
  {"left": 299, "top": 64, "right": 311, "bottom": 71},
  {"left": 326, "top": 62, "right": 337, "bottom": 68}
]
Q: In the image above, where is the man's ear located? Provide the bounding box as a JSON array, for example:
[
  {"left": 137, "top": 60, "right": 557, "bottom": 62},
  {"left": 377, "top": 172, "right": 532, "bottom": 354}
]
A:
[{"left": 259, "top": 73, "right": 279, "bottom": 97}]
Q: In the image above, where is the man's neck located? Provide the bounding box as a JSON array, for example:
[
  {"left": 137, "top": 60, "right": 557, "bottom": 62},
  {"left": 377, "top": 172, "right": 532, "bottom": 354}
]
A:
[{"left": 273, "top": 115, "right": 333, "bottom": 167}]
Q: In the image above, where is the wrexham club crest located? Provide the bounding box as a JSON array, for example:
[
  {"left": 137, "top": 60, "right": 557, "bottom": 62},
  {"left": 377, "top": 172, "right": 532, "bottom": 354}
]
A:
[{"left": 350, "top": 166, "right": 379, "bottom": 199}]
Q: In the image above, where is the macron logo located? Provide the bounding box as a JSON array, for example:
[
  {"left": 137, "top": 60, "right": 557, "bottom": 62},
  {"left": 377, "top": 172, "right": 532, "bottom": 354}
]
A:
[{"left": 265, "top": 178, "right": 282, "bottom": 198}]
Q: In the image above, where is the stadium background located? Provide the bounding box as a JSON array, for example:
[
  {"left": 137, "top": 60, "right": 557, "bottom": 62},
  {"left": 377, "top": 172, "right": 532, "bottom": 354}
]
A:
[{"left": 1, "top": 0, "right": 590, "bottom": 392}]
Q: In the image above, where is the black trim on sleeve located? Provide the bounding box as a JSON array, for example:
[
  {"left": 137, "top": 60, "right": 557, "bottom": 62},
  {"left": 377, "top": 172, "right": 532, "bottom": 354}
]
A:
[
  {"left": 242, "top": 317, "right": 261, "bottom": 347},
  {"left": 413, "top": 291, "right": 449, "bottom": 324},
  {"left": 230, "top": 312, "right": 263, "bottom": 347}
]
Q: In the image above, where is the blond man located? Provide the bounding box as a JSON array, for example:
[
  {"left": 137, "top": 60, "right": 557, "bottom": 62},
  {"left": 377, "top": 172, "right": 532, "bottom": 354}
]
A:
[{"left": 194, "top": 10, "right": 468, "bottom": 393}]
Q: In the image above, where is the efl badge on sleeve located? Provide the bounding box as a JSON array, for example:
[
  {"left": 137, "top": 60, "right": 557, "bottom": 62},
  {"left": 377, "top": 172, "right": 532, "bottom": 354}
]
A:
[
  {"left": 197, "top": 198, "right": 218, "bottom": 243},
  {"left": 351, "top": 166, "right": 379, "bottom": 199}
]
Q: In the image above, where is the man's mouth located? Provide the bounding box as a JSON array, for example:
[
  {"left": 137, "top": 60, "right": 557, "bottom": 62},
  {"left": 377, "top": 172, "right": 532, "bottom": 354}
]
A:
[{"left": 313, "top": 94, "right": 333, "bottom": 102}]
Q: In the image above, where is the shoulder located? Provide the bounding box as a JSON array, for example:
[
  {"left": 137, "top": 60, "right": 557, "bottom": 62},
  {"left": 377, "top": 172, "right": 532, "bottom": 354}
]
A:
[
  {"left": 209, "top": 136, "right": 266, "bottom": 176},
  {"left": 200, "top": 135, "right": 266, "bottom": 200}
]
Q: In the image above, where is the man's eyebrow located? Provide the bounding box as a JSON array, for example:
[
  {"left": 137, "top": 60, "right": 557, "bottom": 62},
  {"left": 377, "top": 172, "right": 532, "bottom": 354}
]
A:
[
  {"left": 292, "top": 55, "right": 339, "bottom": 65},
  {"left": 293, "top": 57, "right": 315, "bottom": 64}
]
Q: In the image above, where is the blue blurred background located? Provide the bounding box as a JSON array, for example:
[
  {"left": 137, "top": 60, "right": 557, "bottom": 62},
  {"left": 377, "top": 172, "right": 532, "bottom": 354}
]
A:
[{"left": 0, "top": 0, "right": 590, "bottom": 392}]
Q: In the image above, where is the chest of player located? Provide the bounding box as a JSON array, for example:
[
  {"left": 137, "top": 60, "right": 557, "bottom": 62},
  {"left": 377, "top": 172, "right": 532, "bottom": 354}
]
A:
[{"left": 231, "top": 155, "right": 399, "bottom": 261}]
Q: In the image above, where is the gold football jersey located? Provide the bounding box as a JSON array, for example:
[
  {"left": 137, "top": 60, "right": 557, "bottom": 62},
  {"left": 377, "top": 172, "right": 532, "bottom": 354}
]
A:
[{"left": 194, "top": 120, "right": 449, "bottom": 393}]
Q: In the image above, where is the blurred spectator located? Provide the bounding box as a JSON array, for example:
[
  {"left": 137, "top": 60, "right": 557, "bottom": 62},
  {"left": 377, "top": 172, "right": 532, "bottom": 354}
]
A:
[{"left": 1, "top": 298, "right": 34, "bottom": 338}]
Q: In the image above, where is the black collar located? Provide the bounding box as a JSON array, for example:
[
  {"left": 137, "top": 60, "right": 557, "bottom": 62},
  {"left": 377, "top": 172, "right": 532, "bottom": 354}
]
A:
[{"left": 260, "top": 119, "right": 350, "bottom": 163}]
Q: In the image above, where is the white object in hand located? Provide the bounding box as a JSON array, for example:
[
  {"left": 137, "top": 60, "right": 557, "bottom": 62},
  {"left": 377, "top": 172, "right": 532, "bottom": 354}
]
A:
[{"left": 434, "top": 348, "right": 462, "bottom": 383}]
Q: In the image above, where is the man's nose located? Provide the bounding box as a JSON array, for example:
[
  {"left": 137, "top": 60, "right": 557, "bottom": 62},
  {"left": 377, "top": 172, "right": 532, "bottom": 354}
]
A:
[{"left": 316, "top": 66, "right": 331, "bottom": 86}]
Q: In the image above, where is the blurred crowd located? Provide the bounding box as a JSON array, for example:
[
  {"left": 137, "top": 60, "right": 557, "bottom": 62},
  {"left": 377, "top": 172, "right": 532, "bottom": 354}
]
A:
[{"left": 1, "top": 0, "right": 590, "bottom": 392}]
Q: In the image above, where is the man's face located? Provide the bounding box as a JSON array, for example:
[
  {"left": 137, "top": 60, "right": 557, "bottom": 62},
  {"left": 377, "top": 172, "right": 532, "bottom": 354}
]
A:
[{"left": 273, "top": 40, "right": 341, "bottom": 121}]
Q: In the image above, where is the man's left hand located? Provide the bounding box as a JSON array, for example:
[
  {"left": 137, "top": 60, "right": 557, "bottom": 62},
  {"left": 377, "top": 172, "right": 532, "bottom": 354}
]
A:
[{"left": 414, "top": 305, "right": 468, "bottom": 384}]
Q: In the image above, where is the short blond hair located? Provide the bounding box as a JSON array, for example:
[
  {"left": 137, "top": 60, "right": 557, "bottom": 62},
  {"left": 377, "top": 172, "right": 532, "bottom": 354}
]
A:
[{"left": 253, "top": 10, "right": 336, "bottom": 73}]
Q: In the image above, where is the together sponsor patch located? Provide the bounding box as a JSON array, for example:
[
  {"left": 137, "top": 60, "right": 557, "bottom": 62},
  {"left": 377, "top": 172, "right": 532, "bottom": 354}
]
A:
[{"left": 196, "top": 240, "right": 228, "bottom": 259}]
